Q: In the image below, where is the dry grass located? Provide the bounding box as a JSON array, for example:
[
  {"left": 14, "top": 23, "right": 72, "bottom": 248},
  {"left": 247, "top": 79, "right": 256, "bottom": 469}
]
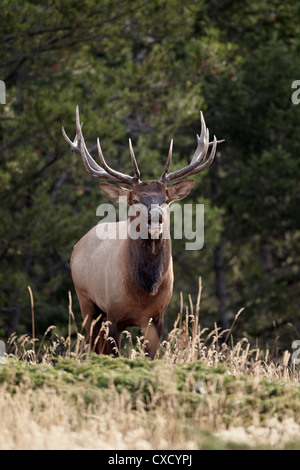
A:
[
  {"left": 0, "top": 384, "right": 201, "bottom": 450},
  {"left": 1, "top": 279, "right": 300, "bottom": 450}
]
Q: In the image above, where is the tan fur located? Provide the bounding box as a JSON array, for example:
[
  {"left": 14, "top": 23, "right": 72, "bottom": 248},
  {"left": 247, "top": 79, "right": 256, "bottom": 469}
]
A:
[
  {"left": 71, "top": 222, "right": 173, "bottom": 326},
  {"left": 71, "top": 180, "right": 193, "bottom": 359}
]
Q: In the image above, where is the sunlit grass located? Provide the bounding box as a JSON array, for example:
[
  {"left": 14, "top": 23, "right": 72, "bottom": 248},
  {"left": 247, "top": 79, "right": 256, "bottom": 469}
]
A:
[{"left": 1, "top": 279, "right": 300, "bottom": 450}]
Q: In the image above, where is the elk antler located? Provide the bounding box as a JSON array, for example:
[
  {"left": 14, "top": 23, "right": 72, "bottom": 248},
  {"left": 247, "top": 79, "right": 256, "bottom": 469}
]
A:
[
  {"left": 62, "top": 106, "right": 141, "bottom": 185},
  {"left": 159, "top": 111, "right": 224, "bottom": 184}
]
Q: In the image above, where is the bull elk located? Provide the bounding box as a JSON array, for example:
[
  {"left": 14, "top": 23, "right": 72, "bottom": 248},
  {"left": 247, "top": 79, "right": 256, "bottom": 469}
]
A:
[{"left": 62, "top": 107, "right": 223, "bottom": 358}]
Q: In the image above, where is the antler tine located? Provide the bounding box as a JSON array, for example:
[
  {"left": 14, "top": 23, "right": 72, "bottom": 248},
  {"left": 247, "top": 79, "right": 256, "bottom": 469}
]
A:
[
  {"left": 191, "top": 111, "right": 209, "bottom": 165},
  {"left": 62, "top": 111, "right": 107, "bottom": 178},
  {"left": 159, "top": 139, "right": 173, "bottom": 183},
  {"left": 62, "top": 106, "right": 138, "bottom": 185},
  {"left": 96, "top": 138, "right": 117, "bottom": 175},
  {"left": 129, "top": 139, "right": 141, "bottom": 183},
  {"left": 162, "top": 128, "right": 209, "bottom": 184},
  {"left": 183, "top": 134, "right": 218, "bottom": 178},
  {"left": 74, "top": 106, "right": 110, "bottom": 176},
  {"left": 96, "top": 137, "right": 139, "bottom": 185},
  {"left": 75, "top": 106, "right": 120, "bottom": 180},
  {"left": 161, "top": 111, "right": 224, "bottom": 184},
  {"left": 62, "top": 115, "right": 83, "bottom": 156}
]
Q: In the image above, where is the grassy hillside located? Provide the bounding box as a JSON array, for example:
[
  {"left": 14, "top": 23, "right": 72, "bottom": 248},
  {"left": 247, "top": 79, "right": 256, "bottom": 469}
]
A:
[{"left": 1, "top": 310, "right": 300, "bottom": 450}]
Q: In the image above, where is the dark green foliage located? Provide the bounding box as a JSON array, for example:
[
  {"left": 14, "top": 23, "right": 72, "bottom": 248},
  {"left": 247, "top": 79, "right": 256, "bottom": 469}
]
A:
[{"left": 1, "top": 0, "right": 300, "bottom": 351}]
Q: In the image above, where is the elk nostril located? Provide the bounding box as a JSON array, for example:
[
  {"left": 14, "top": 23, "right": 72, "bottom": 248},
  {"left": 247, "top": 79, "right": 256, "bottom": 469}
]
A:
[{"left": 148, "top": 208, "right": 163, "bottom": 225}]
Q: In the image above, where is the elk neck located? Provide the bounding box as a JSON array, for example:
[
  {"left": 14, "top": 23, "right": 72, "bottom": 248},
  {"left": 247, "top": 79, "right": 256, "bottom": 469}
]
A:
[{"left": 125, "top": 234, "right": 172, "bottom": 296}]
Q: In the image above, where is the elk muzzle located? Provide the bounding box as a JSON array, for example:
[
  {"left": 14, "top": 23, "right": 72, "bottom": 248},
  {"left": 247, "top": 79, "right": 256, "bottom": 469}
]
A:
[{"left": 148, "top": 205, "right": 164, "bottom": 238}]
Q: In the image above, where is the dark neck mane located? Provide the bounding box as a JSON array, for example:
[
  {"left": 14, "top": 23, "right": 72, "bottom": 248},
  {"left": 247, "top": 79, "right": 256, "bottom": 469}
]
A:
[{"left": 127, "top": 237, "right": 171, "bottom": 295}]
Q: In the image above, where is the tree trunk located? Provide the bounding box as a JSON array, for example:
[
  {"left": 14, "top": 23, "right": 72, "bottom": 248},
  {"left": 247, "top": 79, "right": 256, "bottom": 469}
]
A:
[
  {"left": 210, "top": 150, "right": 229, "bottom": 335},
  {"left": 214, "top": 238, "right": 230, "bottom": 333}
]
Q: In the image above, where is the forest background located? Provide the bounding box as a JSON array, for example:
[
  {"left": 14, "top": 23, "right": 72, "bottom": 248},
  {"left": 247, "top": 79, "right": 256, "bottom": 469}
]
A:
[{"left": 1, "top": 0, "right": 300, "bottom": 353}]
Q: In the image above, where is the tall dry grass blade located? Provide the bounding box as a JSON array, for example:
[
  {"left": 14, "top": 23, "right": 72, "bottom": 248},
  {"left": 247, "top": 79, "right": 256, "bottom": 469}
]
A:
[
  {"left": 196, "top": 277, "right": 202, "bottom": 316},
  {"left": 142, "top": 318, "right": 153, "bottom": 357},
  {"left": 98, "top": 321, "right": 113, "bottom": 355},
  {"left": 188, "top": 294, "right": 194, "bottom": 318},
  {"left": 224, "top": 307, "right": 245, "bottom": 344},
  {"left": 194, "top": 277, "right": 202, "bottom": 337},
  {"left": 37, "top": 325, "right": 56, "bottom": 359},
  {"left": 68, "top": 291, "right": 78, "bottom": 334},
  {"left": 27, "top": 286, "right": 35, "bottom": 358},
  {"left": 179, "top": 292, "right": 183, "bottom": 330},
  {"left": 81, "top": 315, "right": 88, "bottom": 335},
  {"left": 185, "top": 306, "right": 189, "bottom": 337},
  {"left": 90, "top": 314, "right": 103, "bottom": 353},
  {"left": 66, "top": 291, "right": 79, "bottom": 356}
]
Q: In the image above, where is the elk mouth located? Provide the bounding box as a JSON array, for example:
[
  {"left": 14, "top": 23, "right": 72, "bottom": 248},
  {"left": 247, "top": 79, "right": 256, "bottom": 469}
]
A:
[{"left": 147, "top": 212, "right": 163, "bottom": 237}]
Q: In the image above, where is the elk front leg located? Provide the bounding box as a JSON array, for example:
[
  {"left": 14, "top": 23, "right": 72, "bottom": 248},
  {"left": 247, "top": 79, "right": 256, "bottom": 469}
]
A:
[
  {"left": 143, "top": 315, "right": 164, "bottom": 360},
  {"left": 90, "top": 315, "right": 122, "bottom": 357},
  {"left": 77, "top": 294, "right": 121, "bottom": 356}
]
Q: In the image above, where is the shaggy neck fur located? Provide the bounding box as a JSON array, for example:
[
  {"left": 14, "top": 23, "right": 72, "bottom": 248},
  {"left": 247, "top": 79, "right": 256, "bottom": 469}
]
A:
[{"left": 127, "top": 237, "right": 171, "bottom": 295}]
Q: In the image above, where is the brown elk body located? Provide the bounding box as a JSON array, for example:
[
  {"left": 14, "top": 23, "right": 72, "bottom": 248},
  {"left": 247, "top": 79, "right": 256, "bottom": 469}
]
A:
[{"left": 62, "top": 107, "right": 223, "bottom": 358}]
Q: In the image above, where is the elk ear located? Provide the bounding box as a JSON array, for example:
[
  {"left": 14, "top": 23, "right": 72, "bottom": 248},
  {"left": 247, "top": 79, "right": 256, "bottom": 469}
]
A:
[
  {"left": 99, "top": 182, "right": 131, "bottom": 203},
  {"left": 166, "top": 179, "right": 195, "bottom": 203}
]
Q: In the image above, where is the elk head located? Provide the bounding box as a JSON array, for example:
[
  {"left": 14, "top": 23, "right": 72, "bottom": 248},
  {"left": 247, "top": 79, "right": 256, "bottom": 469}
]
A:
[{"left": 62, "top": 106, "right": 224, "bottom": 241}]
